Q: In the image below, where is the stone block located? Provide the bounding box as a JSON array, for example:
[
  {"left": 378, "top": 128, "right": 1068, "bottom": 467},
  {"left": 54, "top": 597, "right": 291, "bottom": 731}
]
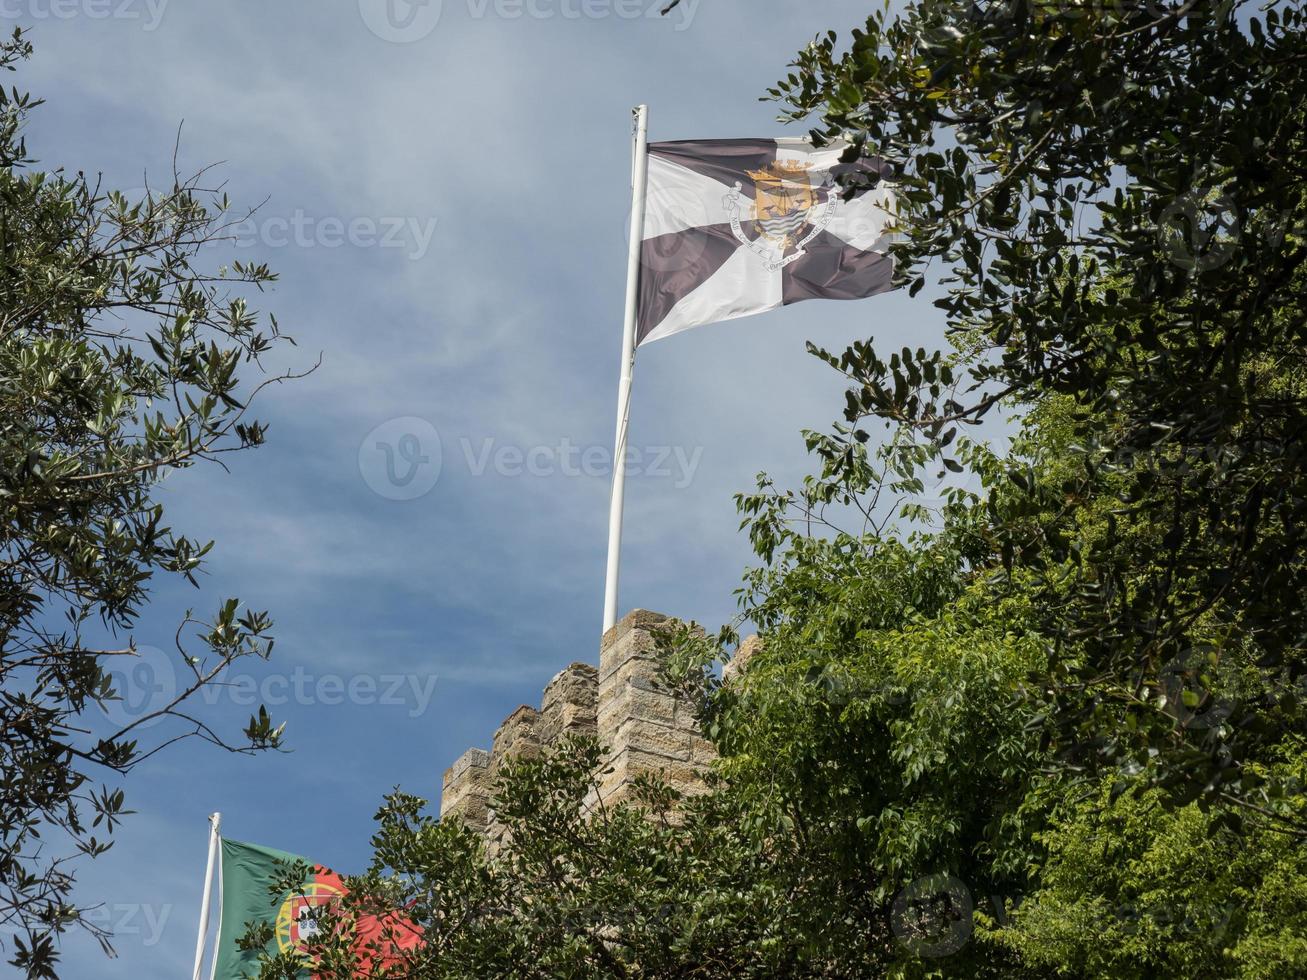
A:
[
  {"left": 490, "top": 705, "right": 541, "bottom": 771},
  {"left": 599, "top": 609, "right": 671, "bottom": 663},
  {"left": 722, "top": 634, "right": 763, "bottom": 684},
  {"left": 688, "top": 734, "right": 718, "bottom": 767},
  {"left": 606, "top": 715, "right": 694, "bottom": 762},
  {"left": 593, "top": 746, "right": 709, "bottom": 807},
  {"left": 598, "top": 678, "right": 682, "bottom": 732},
  {"left": 442, "top": 746, "right": 491, "bottom": 793},
  {"left": 538, "top": 662, "right": 598, "bottom": 744},
  {"left": 440, "top": 747, "right": 491, "bottom": 832}
]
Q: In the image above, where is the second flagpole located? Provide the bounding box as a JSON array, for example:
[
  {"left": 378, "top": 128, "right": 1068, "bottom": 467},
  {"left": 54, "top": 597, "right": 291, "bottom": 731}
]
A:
[
  {"left": 191, "top": 811, "right": 221, "bottom": 980},
  {"left": 602, "top": 104, "right": 650, "bottom": 634}
]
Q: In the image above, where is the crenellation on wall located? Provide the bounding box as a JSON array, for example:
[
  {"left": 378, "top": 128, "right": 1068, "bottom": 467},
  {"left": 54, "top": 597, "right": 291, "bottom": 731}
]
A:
[
  {"left": 598, "top": 607, "right": 669, "bottom": 663},
  {"left": 490, "top": 704, "right": 543, "bottom": 766},
  {"left": 537, "top": 662, "right": 598, "bottom": 745},
  {"left": 440, "top": 747, "right": 492, "bottom": 833},
  {"left": 591, "top": 609, "right": 709, "bottom": 808},
  {"left": 439, "top": 609, "right": 756, "bottom": 847},
  {"left": 722, "top": 634, "right": 763, "bottom": 684}
]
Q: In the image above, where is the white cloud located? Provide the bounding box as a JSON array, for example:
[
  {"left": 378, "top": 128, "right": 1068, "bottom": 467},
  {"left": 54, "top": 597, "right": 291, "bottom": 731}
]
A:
[{"left": 16, "top": 3, "right": 959, "bottom": 976}]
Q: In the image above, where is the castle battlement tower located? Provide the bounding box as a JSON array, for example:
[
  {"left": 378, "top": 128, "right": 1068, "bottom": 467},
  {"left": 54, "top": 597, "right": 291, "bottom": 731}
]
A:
[{"left": 439, "top": 609, "right": 729, "bottom": 846}]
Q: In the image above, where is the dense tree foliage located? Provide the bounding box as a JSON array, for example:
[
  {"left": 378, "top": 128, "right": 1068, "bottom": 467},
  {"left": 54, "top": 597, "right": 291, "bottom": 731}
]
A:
[
  {"left": 251, "top": 2, "right": 1307, "bottom": 977},
  {"left": 768, "top": 0, "right": 1307, "bottom": 825},
  {"left": 0, "top": 31, "right": 296, "bottom": 978}
]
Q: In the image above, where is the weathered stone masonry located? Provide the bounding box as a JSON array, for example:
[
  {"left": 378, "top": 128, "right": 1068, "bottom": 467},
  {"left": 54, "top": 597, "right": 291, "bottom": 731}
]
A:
[{"left": 439, "top": 609, "right": 725, "bottom": 844}]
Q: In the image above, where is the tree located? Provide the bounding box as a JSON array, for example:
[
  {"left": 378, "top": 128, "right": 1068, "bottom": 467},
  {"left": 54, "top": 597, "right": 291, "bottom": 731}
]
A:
[
  {"left": 249, "top": 739, "right": 862, "bottom": 980},
  {"left": 998, "top": 746, "right": 1307, "bottom": 979},
  {"left": 767, "top": 0, "right": 1307, "bottom": 820},
  {"left": 248, "top": 2, "right": 1307, "bottom": 977},
  {"left": 0, "top": 30, "right": 300, "bottom": 977}
]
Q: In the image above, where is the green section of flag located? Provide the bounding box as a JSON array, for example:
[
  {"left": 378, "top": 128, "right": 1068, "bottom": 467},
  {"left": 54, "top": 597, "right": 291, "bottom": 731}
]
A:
[{"left": 211, "top": 838, "right": 309, "bottom": 979}]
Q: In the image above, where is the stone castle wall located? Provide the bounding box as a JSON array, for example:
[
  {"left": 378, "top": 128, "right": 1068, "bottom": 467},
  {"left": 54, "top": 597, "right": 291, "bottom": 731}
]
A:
[{"left": 439, "top": 609, "right": 729, "bottom": 845}]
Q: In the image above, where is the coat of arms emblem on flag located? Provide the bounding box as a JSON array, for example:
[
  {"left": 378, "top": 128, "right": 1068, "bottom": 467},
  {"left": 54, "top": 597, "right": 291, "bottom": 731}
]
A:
[
  {"left": 206, "top": 838, "right": 422, "bottom": 978},
  {"left": 636, "top": 137, "right": 897, "bottom": 345},
  {"left": 726, "top": 159, "right": 837, "bottom": 269}
]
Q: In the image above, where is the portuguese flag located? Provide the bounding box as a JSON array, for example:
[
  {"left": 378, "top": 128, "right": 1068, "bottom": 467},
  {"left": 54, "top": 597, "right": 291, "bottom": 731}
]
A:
[{"left": 209, "top": 839, "right": 421, "bottom": 978}]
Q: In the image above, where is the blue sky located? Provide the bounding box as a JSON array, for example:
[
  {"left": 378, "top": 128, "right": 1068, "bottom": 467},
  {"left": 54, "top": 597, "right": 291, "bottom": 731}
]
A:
[{"left": 7, "top": 1, "right": 959, "bottom": 975}]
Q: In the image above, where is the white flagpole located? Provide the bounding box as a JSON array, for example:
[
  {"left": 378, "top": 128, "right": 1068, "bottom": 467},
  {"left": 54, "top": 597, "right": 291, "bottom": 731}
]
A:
[
  {"left": 603, "top": 104, "right": 650, "bottom": 634},
  {"left": 191, "top": 812, "right": 221, "bottom": 980}
]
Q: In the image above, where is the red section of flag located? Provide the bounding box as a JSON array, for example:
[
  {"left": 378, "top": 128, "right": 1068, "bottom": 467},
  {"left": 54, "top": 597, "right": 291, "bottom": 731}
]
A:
[
  {"left": 297, "top": 869, "right": 423, "bottom": 976},
  {"left": 351, "top": 904, "right": 425, "bottom": 973}
]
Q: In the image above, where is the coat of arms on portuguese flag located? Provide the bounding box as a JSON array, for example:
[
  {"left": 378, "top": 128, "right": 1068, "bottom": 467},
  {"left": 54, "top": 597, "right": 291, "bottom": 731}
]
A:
[{"left": 208, "top": 839, "right": 421, "bottom": 978}]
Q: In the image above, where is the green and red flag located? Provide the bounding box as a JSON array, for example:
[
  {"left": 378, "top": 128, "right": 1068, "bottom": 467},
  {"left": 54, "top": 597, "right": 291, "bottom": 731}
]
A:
[{"left": 209, "top": 838, "right": 421, "bottom": 978}]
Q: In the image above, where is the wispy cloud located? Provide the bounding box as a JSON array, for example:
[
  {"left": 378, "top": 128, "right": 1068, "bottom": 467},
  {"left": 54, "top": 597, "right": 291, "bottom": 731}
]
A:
[{"left": 25, "top": 3, "right": 939, "bottom": 976}]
